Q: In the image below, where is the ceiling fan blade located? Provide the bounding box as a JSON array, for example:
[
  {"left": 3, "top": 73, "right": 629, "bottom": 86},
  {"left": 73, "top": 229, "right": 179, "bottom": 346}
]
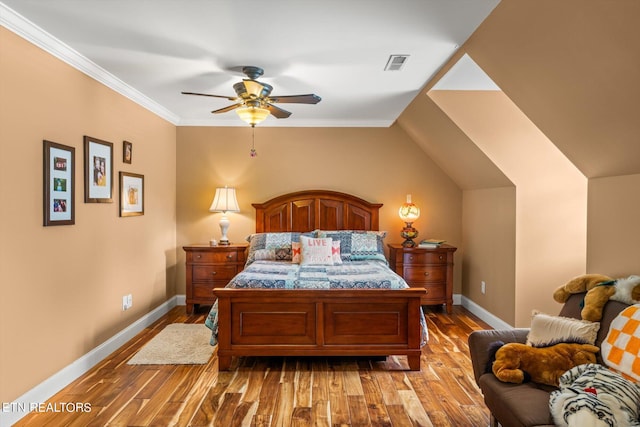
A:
[
  {"left": 181, "top": 91, "right": 237, "bottom": 101},
  {"left": 211, "top": 104, "right": 241, "bottom": 114},
  {"left": 265, "top": 103, "right": 292, "bottom": 119},
  {"left": 268, "top": 94, "right": 321, "bottom": 104}
]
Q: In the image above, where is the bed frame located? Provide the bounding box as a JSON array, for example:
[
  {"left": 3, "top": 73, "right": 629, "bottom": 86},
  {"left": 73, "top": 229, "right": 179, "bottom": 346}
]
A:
[{"left": 213, "top": 190, "right": 425, "bottom": 370}]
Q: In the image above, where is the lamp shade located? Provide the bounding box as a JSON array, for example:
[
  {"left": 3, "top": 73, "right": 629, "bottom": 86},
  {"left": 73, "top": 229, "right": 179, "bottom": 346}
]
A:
[
  {"left": 236, "top": 106, "right": 270, "bottom": 127},
  {"left": 209, "top": 187, "right": 240, "bottom": 213},
  {"left": 398, "top": 194, "right": 420, "bottom": 222}
]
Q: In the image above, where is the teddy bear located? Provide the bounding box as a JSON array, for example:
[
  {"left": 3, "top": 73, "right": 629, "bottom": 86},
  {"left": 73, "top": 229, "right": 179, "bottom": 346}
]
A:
[
  {"left": 549, "top": 363, "right": 640, "bottom": 427},
  {"left": 553, "top": 274, "right": 640, "bottom": 322},
  {"left": 487, "top": 341, "right": 600, "bottom": 387}
]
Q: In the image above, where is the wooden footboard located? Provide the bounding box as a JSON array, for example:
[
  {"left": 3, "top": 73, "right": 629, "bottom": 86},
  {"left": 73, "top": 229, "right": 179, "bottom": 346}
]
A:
[{"left": 212, "top": 288, "right": 425, "bottom": 370}]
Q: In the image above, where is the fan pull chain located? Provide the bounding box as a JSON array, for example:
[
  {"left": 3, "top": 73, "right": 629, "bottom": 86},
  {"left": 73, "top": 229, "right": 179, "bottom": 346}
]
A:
[{"left": 250, "top": 126, "right": 257, "bottom": 157}]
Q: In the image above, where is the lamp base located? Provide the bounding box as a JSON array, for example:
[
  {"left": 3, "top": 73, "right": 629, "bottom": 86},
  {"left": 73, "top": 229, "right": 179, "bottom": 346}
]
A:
[
  {"left": 402, "top": 239, "right": 417, "bottom": 248},
  {"left": 219, "top": 215, "right": 231, "bottom": 246},
  {"left": 400, "top": 222, "right": 419, "bottom": 248}
]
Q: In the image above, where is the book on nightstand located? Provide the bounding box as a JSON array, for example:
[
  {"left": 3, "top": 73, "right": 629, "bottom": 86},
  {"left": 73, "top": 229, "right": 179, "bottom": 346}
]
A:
[{"left": 418, "top": 239, "right": 446, "bottom": 248}]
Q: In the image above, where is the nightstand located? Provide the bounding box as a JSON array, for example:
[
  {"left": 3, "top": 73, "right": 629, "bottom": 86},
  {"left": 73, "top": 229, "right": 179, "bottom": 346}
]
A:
[
  {"left": 183, "top": 243, "right": 248, "bottom": 314},
  {"left": 387, "top": 243, "right": 457, "bottom": 313}
]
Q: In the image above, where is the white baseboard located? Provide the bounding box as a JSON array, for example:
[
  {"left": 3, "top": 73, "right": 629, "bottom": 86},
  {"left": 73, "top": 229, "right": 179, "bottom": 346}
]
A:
[
  {"left": 459, "top": 295, "right": 513, "bottom": 330},
  {"left": 1, "top": 295, "right": 186, "bottom": 427},
  {"left": 433, "top": 294, "right": 510, "bottom": 330}
]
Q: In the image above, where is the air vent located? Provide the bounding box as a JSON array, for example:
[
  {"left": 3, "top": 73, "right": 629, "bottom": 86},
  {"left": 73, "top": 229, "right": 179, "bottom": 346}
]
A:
[{"left": 384, "top": 55, "right": 409, "bottom": 71}]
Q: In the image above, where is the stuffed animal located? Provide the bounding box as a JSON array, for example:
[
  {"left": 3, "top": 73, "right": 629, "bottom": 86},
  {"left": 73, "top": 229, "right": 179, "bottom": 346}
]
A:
[
  {"left": 488, "top": 341, "right": 599, "bottom": 387},
  {"left": 550, "top": 363, "right": 640, "bottom": 427},
  {"left": 553, "top": 274, "right": 640, "bottom": 322}
]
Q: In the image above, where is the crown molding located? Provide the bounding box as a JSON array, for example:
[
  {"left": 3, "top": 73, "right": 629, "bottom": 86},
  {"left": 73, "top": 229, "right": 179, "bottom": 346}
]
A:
[
  {"left": 177, "top": 117, "right": 394, "bottom": 127},
  {"left": 0, "top": 3, "right": 180, "bottom": 124}
]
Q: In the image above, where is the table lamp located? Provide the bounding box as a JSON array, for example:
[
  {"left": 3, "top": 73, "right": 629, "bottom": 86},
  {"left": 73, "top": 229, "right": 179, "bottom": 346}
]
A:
[
  {"left": 398, "top": 194, "right": 420, "bottom": 247},
  {"left": 209, "top": 186, "right": 240, "bottom": 245}
]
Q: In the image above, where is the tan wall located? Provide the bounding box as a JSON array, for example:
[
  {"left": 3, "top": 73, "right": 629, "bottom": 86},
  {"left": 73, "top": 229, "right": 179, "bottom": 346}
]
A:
[
  {"left": 587, "top": 174, "right": 640, "bottom": 276},
  {"left": 175, "top": 126, "right": 463, "bottom": 295},
  {"left": 429, "top": 90, "right": 587, "bottom": 326},
  {"left": 462, "top": 187, "right": 516, "bottom": 325},
  {"left": 0, "top": 28, "right": 177, "bottom": 402}
]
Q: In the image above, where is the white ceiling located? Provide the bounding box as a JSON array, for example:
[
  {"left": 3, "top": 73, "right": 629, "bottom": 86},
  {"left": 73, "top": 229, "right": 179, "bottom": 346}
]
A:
[{"left": 0, "top": 0, "right": 500, "bottom": 127}]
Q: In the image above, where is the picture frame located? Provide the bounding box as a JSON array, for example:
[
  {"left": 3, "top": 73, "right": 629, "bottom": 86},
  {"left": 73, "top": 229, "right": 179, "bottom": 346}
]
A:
[
  {"left": 43, "top": 140, "right": 75, "bottom": 226},
  {"left": 84, "top": 136, "right": 113, "bottom": 203},
  {"left": 123, "top": 140, "right": 133, "bottom": 164},
  {"left": 119, "top": 172, "right": 144, "bottom": 217}
]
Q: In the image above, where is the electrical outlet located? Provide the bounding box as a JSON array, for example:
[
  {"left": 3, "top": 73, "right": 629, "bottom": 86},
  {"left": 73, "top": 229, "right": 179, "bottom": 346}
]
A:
[
  {"left": 481, "top": 281, "right": 486, "bottom": 295},
  {"left": 122, "top": 294, "right": 133, "bottom": 311}
]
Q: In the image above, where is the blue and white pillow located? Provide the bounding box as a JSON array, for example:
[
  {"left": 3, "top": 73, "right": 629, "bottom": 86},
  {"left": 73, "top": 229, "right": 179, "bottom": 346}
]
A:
[
  {"left": 315, "top": 230, "right": 387, "bottom": 264},
  {"left": 245, "top": 232, "right": 313, "bottom": 265}
]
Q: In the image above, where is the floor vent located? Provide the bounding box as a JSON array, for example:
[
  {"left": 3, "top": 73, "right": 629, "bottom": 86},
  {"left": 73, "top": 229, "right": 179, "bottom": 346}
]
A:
[{"left": 384, "top": 55, "right": 409, "bottom": 71}]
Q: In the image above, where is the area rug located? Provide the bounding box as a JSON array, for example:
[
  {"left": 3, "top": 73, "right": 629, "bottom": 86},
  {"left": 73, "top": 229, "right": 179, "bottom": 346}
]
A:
[{"left": 127, "top": 323, "right": 214, "bottom": 365}]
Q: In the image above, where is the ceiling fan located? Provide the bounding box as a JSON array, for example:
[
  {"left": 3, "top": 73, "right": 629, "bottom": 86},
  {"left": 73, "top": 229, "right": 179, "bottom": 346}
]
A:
[{"left": 182, "top": 66, "right": 321, "bottom": 126}]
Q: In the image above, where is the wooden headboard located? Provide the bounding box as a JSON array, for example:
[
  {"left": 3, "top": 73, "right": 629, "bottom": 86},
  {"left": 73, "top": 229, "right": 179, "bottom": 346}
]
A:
[{"left": 253, "top": 190, "right": 383, "bottom": 233}]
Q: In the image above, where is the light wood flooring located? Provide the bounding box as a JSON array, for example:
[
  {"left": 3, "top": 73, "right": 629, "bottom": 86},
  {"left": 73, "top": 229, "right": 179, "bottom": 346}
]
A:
[{"left": 15, "top": 305, "right": 492, "bottom": 427}]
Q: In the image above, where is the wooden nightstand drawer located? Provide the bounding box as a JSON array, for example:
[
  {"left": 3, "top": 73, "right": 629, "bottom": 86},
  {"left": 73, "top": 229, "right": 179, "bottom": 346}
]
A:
[
  {"left": 404, "top": 266, "right": 446, "bottom": 282},
  {"left": 403, "top": 252, "right": 446, "bottom": 265},
  {"left": 190, "top": 251, "right": 238, "bottom": 264},
  {"left": 184, "top": 243, "right": 249, "bottom": 314},
  {"left": 387, "top": 243, "right": 457, "bottom": 313},
  {"left": 193, "top": 265, "right": 237, "bottom": 281},
  {"left": 423, "top": 284, "right": 446, "bottom": 299},
  {"left": 192, "top": 283, "right": 227, "bottom": 299}
]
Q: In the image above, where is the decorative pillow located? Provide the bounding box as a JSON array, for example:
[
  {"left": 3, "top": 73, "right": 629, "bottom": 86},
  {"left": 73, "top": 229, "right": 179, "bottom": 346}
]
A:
[
  {"left": 274, "top": 247, "right": 291, "bottom": 261},
  {"left": 292, "top": 240, "right": 342, "bottom": 264},
  {"left": 299, "top": 236, "right": 333, "bottom": 265},
  {"left": 253, "top": 249, "right": 276, "bottom": 261},
  {"left": 526, "top": 311, "right": 600, "bottom": 347},
  {"left": 315, "top": 230, "right": 387, "bottom": 263},
  {"left": 291, "top": 241, "right": 301, "bottom": 264},
  {"left": 245, "top": 232, "right": 312, "bottom": 265},
  {"left": 331, "top": 240, "right": 342, "bottom": 264},
  {"left": 601, "top": 304, "right": 640, "bottom": 382}
]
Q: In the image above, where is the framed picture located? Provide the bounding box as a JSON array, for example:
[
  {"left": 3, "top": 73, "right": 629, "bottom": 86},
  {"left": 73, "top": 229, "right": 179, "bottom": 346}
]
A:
[
  {"left": 119, "top": 172, "right": 144, "bottom": 217},
  {"left": 123, "top": 140, "right": 132, "bottom": 164},
  {"left": 43, "top": 140, "right": 75, "bottom": 226},
  {"left": 84, "top": 136, "right": 113, "bottom": 203}
]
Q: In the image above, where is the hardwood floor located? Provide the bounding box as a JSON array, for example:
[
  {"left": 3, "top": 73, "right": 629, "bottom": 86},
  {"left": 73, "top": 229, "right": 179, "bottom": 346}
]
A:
[{"left": 15, "top": 305, "right": 492, "bottom": 427}]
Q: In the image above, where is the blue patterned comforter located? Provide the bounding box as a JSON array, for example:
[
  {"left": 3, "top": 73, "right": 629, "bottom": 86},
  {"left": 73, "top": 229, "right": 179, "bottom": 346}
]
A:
[{"left": 205, "top": 259, "right": 429, "bottom": 346}]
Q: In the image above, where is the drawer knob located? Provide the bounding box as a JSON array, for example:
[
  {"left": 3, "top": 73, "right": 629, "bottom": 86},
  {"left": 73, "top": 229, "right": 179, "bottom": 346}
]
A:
[
  {"left": 226, "top": 254, "right": 234, "bottom": 259},
  {"left": 424, "top": 289, "right": 429, "bottom": 294},
  {"left": 196, "top": 255, "right": 202, "bottom": 259},
  {"left": 424, "top": 272, "right": 430, "bottom": 277},
  {"left": 439, "top": 255, "right": 443, "bottom": 260},
  {"left": 211, "top": 271, "right": 217, "bottom": 275},
  {"left": 409, "top": 256, "right": 414, "bottom": 261}
]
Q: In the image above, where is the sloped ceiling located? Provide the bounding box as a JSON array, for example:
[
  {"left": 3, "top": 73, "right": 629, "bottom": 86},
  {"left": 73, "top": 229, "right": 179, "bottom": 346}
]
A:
[
  {"left": 398, "top": 92, "right": 512, "bottom": 190},
  {"left": 398, "top": 0, "right": 640, "bottom": 182},
  {"left": 463, "top": 0, "right": 640, "bottom": 179}
]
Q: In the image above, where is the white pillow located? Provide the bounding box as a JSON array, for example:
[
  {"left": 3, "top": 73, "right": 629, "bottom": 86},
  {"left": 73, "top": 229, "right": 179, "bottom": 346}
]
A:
[
  {"left": 526, "top": 310, "right": 600, "bottom": 347},
  {"left": 299, "top": 236, "right": 333, "bottom": 265}
]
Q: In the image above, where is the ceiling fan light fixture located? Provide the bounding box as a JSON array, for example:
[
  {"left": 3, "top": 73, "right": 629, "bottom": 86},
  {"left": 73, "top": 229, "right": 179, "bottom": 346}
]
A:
[{"left": 236, "top": 106, "right": 270, "bottom": 126}]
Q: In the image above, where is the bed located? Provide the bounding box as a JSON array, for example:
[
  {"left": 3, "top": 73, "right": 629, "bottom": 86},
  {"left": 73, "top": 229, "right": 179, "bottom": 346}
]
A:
[{"left": 205, "top": 190, "right": 427, "bottom": 370}]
